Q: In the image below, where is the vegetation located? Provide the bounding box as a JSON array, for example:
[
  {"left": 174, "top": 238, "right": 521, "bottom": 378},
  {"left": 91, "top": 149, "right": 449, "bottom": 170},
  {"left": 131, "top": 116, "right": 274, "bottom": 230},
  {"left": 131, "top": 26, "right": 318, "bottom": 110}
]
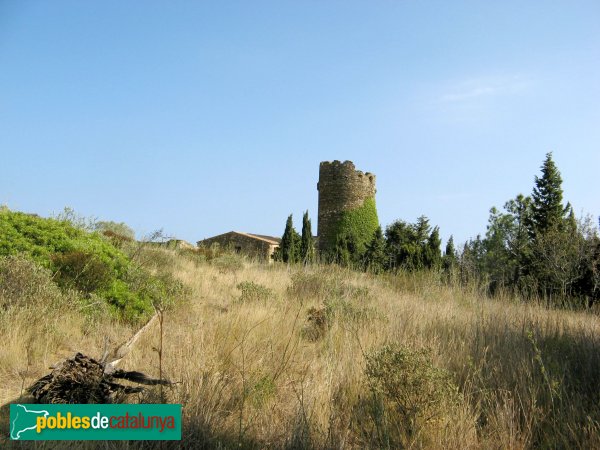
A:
[
  {"left": 460, "top": 153, "right": 600, "bottom": 306},
  {"left": 274, "top": 214, "right": 301, "bottom": 263},
  {"left": 385, "top": 215, "right": 442, "bottom": 271},
  {"left": 1, "top": 154, "right": 598, "bottom": 448},
  {"left": 236, "top": 281, "right": 274, "bottom": 303},
  {"left": 300, "top": 210, "right": 315, "bottom": 264},
  {"left": 443, "top": 235, "right": 457, "bottom": 273},
  {"left": 333, "top": 197, "right": 380, "bottom": 261},
  {"left": 2, "top": 250, "right": 600, "bottom": 448},
  {"left": 362, "top": 226, "right": 386, "bottom": 273},
  {"left": 274, "top": 155, "right": 597, "bottom": 310},
  {"left": 94, "top": 220, "right": 136, "bottom": 240},
  {"left": 363, "top": 344, "right": 460, "bottom": 448},
  {"left": 0, "top": 209, "right": 183, "bottom": 322}
]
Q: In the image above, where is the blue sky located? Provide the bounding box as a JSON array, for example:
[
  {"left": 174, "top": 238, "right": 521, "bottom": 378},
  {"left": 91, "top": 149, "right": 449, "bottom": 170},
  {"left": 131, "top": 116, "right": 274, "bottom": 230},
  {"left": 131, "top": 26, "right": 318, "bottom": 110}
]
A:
[{"left": 1, "top": 1, "right": 599, "bottom": 245}]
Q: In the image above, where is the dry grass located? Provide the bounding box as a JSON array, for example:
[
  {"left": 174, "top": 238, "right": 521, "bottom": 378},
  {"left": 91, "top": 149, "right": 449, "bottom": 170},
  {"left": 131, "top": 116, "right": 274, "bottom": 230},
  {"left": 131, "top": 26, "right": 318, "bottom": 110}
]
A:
[{"left": 2, "top": 248, "right": 600, "bottom": 448}]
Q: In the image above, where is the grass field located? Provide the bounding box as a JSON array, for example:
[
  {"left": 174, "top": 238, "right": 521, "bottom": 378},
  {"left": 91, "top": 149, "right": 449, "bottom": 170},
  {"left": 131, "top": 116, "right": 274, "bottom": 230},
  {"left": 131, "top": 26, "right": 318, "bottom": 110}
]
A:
[{"left": 2, "top": 248, "right": 600, "bottom": 449}]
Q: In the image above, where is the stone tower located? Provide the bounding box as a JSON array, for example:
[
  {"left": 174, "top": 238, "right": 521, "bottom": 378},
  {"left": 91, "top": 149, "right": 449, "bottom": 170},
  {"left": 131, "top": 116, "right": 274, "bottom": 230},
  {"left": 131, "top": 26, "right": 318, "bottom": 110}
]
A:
[{"left": 317, "top": 160, "right": 378, "bottom": 254}]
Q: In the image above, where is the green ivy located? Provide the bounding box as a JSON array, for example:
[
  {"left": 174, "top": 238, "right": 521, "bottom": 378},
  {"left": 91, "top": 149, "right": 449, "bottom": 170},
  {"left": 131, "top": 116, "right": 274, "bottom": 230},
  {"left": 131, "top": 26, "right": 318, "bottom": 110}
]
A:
[{"left": 334, "top": 197, "right": 379, "bottom": 255}]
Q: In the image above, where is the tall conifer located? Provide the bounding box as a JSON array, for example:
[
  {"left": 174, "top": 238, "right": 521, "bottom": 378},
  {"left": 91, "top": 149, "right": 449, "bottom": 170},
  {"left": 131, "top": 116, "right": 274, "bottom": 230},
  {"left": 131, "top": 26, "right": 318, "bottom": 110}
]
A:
[
  {"left": 531, "top": 153, "right": 565, "bottom": 234},
  {"left": 425, "top": 226, "right": 442, "bottom": 269},
  {"left": 279, "top": 214, "right": 300, "bottom": 264},
  {"left": 300, "top": 211, "right": 315, "bottom": 264},
  {"left": 443, "top": 235, "right": 457, "bottom": 272}
]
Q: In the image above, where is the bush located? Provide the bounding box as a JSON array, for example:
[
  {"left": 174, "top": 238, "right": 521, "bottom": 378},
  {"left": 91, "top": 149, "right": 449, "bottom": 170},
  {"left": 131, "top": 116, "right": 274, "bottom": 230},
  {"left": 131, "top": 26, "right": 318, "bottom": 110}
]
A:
[
  {"left": 0, "top": 209, "right": 184, "bottom": 323},
  {"left": 236, "top": 281, "right": 274, "bottom": 303},
  {"left": 360, "top": 344, "right": 459, "bottom": 447},
  {"left": 51, "top": 250, "right": 112, "bottom": 293},
  {"left": 323, "top": 297, "right": 381, "bottom": 325},
  {"left": 0, "top": 254, "right": 66, "bottom": 308}
]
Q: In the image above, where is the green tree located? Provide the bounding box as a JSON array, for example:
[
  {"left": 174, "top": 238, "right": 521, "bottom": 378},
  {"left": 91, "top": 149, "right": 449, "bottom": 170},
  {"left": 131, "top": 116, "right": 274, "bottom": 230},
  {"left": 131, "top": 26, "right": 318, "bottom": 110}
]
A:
[
  {"left": 574, "top": 216, "right": 600, "bottom": 304},
  {"left": 300, "top": 211, "right": 315, "bottom": 264},
  {"left": 504, "top": 194, "right": 533, "bottom": 286},
  {"left": 363, "top": 226, "right": 386, "bottom": 273},
  {"left": 385, "top": 216, "right": 440, "bottom": 271},
  {"left": 385, "top": 219, "right": 419, "bottom": 270},
  {"left": 527, "top": 154, "right": 582, "bottom": 300},
  {"left": 466, "top": 154, "right": 599, "bottom": 304},
  {"left": 277, "top": 214, "right": 301, "bottom": 264},
  {"left": 483, "top": 205, "right": 521, "bottom": 293},
  {"left": 442, "top": 235, "right": 457, "bottom": 272},
  {"left": 424, "top": 226, "right": 442, "bottom": 269},
  {"left": 459, "top": 235, "right": 486, "bottom": 285},
  {"left": 414, "top": 215, "right": 431, "bottom": 245},
  {"left": 530, "top": 152, "right": 567, "bottom": 235}
]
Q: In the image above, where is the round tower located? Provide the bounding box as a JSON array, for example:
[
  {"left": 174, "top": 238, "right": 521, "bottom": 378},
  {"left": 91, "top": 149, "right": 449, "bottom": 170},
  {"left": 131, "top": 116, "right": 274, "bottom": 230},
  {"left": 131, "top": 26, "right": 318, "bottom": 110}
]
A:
[{"left": 317, "top": 160, "right": 378, "bottom": 254}]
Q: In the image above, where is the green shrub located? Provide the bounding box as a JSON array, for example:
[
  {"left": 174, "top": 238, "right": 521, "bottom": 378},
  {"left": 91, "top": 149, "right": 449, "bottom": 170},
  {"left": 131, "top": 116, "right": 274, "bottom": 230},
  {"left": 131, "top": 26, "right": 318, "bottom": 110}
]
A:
[
  {"left": 0, "top": 209, "right": 185, "bottom": 322},
  {"left": 51, "top": 250, "right": 112, "bottom": 293},
  {"left": 323, "top": 297, "right": 381, "bottom": 325},
  {"left": 360, "top": 344, "right": 459, "bottom": 448},
  {"left": 126, "top": 268, "right": 189, "bottom": 310},
  {"left": 236, "top": 281, "right": 274, "bottom": 303},
  {"left": 0, "top": 209, "right": 129, "bottom": 274}
]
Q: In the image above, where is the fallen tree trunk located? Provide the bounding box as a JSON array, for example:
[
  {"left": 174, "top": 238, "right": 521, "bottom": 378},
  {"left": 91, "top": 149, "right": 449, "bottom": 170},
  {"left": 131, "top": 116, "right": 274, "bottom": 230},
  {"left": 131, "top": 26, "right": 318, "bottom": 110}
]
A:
[{"left": 26, "top": 313, "right": 171, "bottom": 404}]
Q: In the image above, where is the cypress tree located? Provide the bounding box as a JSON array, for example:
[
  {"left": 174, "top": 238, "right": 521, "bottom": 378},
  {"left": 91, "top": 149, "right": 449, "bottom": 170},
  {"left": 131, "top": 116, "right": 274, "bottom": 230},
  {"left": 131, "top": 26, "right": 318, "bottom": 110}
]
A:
[
  {"left": 279, "top": 214, "right": 300, "bottom": 264},
  {"left": 300, "top": 211, "right": 315, "bottom": 264},
  {"left": 531, "top": 153, "right": 566, "bottom": 235}
]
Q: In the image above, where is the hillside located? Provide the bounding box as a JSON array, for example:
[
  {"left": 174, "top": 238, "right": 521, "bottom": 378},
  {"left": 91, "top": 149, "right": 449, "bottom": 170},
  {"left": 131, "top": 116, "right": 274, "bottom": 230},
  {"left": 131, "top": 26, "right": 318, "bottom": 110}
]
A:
[{"left": 1, "top": 245, "right": 599, "bottom": 449}]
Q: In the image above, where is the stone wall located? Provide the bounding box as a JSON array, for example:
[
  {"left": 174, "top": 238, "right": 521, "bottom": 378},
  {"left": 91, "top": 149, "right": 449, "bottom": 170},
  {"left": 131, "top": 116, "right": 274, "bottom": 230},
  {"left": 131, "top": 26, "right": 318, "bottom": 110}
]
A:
[
  {"left": 317, "top": 160, "right": 377, "bottom": 253},
  {"left": 197, "top": 232, "right": 278, "bottom": 262}
]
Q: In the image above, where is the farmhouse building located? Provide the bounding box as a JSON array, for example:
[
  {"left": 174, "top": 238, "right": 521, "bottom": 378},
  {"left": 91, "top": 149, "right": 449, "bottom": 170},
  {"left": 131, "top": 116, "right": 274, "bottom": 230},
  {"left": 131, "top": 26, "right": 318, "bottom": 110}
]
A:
[{"left": 197, "top": 231, "right": 280, "bottom": 262}]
